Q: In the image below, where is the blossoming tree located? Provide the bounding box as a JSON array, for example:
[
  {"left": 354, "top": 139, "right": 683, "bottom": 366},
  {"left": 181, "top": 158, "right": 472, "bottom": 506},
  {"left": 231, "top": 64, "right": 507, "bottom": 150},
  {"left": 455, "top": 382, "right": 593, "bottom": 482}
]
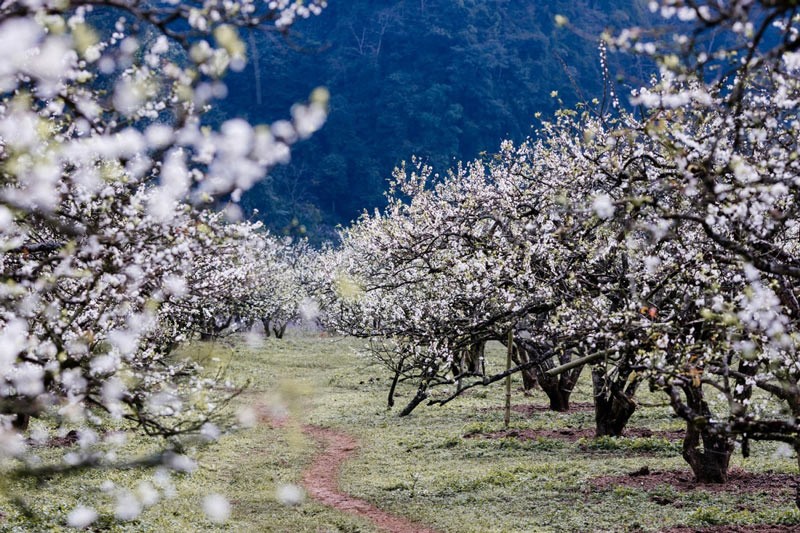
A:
[
  {"left": 0, "top": 0, "right": 327, "bottom": 525},
  {"left": 322, "top": 0, "right": 800, "bottom": 495}
]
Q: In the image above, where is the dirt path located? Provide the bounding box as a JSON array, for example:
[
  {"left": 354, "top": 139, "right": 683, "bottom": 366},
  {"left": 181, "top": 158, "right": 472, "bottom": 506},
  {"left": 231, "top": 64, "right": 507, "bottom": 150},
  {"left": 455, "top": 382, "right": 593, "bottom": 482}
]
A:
[{"left": 301, "top": 425, "right": 438, "bottom": 533}]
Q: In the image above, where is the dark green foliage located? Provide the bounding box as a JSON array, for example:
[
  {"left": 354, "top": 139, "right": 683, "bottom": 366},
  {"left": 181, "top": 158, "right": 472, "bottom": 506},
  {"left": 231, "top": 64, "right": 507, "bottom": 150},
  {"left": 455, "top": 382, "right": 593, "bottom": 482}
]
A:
[{"left": 219, "top": 0, "right": 652, "bottom": 239}]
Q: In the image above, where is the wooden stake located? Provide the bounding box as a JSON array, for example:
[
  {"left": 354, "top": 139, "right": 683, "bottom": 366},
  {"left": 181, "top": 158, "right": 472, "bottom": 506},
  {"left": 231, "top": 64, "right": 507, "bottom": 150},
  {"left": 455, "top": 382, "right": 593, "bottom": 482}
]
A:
[{"left": 504, "top": 329, "right": 513, "bottom": 429}]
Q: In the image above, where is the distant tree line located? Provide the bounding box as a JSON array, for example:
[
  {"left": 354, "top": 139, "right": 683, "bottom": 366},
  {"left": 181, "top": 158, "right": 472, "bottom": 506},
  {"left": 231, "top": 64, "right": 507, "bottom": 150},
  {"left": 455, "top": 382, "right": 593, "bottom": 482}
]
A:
[{"left": 222, "top": 0, "right": 653, "bottom": 240}]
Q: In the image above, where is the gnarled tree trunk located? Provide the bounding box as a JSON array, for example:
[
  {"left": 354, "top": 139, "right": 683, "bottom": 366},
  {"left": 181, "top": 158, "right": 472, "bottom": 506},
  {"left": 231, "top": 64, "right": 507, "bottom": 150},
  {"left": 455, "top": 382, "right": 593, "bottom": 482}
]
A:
[
  {"left": 794, "top": 439, "right": 800, "bottom": 511},
  {"left": 535, "top": 353, "right": 582, "bottom": 412},
  {"left": 683, "top": 422, "right": 734, "bottom": 483},
  {"left": 12, "top": 413, "right": 30, "bottom": 431},
  {"left": 513, "top": 341, "right": 581, "bottom": 411},
  {"left": 398, "top": 360, "right": 440, "bottom": 417},
  {"left": 592, "top": 364, "right": 641, "bottom": 437},
  {"left": 536, "top": 371, "right": 575, "bottom": 411},
  {"left": 674, "top": 384, "right": 734, "bottom": 483},
  {"left": 452, "top": 341, "right": 486, "bottom": 391},
  {"left": 261, "top": 318, "right": 271, "bottom": 337},
  {"left": 273, "top": 323, "right": 287, "bottom": 339},
  {"left": 464, "top": 341, "right": 485, "bottom": 374}
]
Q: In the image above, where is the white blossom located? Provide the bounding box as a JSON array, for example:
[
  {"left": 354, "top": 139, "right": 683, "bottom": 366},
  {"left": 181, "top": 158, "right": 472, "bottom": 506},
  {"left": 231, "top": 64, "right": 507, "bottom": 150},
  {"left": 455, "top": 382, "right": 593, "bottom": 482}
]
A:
[
  {"left": 66, "top": 506, "right": 97, "bottom": 529},
  {"left": 203, "top": 493, "right": 231, "bottom": 523}
]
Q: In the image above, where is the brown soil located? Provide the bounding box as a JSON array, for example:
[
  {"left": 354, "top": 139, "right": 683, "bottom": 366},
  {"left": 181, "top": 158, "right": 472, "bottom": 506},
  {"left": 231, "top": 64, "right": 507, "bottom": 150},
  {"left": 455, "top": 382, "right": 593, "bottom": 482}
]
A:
[
  {"left": 301, "top": 425, "right": 438, "bottom": 533},
  {"left": 256, "top": 405, "right": 436, "bottom": 533},
  {"left": 464, "top": 426, "right": 685, "bottom": 442},
  {"left": 256, "top": 402, "right": 437, "bottom": 531},
  {"left": 479, "top": 401, "right": 595, "bottom": 416},
  {"left": 256, "top": 408, "right": 289, "bottom": 429},
  {"left": 589, "top": 467, "right": 795, "bottom": 497}
]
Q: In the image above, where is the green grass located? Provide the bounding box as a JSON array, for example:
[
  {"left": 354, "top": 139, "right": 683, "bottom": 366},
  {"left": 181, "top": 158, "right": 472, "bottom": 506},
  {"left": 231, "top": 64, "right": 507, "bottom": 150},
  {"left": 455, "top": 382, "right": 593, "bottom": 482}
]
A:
[{"left": 1, "top": 336, "right": 798, "bottom": 532}]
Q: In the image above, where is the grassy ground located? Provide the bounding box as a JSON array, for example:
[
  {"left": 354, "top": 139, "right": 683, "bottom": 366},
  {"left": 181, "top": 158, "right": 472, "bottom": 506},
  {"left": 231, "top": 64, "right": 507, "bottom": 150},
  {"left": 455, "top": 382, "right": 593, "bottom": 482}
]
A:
[{"left": 1, "top": 334, "right": 799, "bottom": 532}]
